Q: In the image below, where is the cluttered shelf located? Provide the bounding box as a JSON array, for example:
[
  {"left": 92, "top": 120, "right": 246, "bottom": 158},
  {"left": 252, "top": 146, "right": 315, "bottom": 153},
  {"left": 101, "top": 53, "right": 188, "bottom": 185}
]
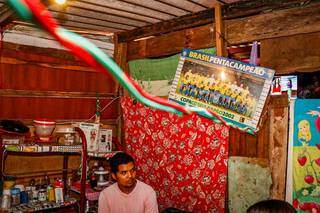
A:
[
  {"left": 2, "top": 145, "right": 119, "bottom": 157},
  {"left": 5, "top": 198, "right": 78, "bottom": 213},
  {"left": 3, "top": 144, "right": 82, "bottom": 153},
  {"left": 0, "top": 120, "right": 117, "bottom": 212}
]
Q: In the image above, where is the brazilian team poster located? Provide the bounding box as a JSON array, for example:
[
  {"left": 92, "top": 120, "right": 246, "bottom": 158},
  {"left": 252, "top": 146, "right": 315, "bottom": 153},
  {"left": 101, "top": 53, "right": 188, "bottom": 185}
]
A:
[{"left": 168, "top": 49, "right": 275, "bottom": 132}]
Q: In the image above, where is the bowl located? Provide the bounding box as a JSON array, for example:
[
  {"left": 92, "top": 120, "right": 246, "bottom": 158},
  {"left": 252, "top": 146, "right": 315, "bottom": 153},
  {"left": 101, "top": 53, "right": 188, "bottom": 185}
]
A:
[{"left": 33, "top": 119, "right": 56, "bottom": 140}]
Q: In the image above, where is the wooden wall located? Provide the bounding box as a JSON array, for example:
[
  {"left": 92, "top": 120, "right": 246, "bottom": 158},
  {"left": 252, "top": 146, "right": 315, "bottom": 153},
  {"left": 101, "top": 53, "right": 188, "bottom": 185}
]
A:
[
  {"left": 0, "top": 42, "right": 118, "bottom": 120},
  {"left": 0, "top": 41, "right": 118, "bottom": 184}
]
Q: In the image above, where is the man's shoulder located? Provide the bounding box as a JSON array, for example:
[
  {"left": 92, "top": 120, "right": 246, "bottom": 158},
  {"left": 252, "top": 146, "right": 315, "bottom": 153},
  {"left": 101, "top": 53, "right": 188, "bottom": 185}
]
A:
[
  {"left": 101, "top": 182, "right": 117, "bottom": 195},
  {"left": 137, "top": 180, "right": 156, "bottom": 194}
]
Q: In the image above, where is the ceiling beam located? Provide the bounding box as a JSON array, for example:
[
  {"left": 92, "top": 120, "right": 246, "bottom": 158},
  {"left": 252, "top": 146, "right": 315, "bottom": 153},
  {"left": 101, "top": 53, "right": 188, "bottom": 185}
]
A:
[
  {"left": 118, "top": 0, "right": 315, "bottom": 42},
  {"left": 0, "top": 7, "right": 14, "bottom": 28}
]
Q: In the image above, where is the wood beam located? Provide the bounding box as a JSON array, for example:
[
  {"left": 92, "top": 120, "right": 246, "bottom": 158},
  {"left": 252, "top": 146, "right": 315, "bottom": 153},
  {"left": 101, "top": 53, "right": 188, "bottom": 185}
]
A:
[
  {"left": 0, "top": 89, "right": 115, "bottom": 99},
  {"left": 118, "top": 0, "right": 316, "bottom": 42},
  {"left": 0, "top": 7, "right": 14, "bottom": 27},
  {"left": 214, "top": 3, "right": 227, "bottom": 57},
  {"left": 113, "top": 33, "right": 128, "bottom": 95},
  {"left": 269, "top": 95, "right": 289, "bottom": 200}
]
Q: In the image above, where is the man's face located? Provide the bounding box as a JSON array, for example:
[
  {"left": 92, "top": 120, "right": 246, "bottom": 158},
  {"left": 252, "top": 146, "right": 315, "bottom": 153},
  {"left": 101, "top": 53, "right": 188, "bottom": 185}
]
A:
[{"left": 113, "top": 162, "right": 137, "bottom": 190}]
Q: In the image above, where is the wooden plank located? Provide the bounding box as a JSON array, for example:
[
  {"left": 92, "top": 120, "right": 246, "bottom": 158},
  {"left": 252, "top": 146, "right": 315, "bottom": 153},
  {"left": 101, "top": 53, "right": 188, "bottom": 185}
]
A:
[
  {"left": 0, "top": 89, "right": 115, "bottom": 99},
  {"left": 3, "top": 42, "right": 83, "bottom": 62},
  {"left": 5, "top": 155, "right": 80, "bottom": 186},
  {"left": 113, "top": 34, "right": 128, "bottom": 95},
  {"left": 127, "top": 2, "right": 320, "bottom": 59},
  {"left": 223, "top": 0, "right": 311, "bottom": 19},
  {"left": 268, "top": 95, "right": 289, "bottom": 200},
  {"left": 52, "top": 12, "right": 135, "bottom": 31},
  {"left": 0, "top": 97, "right": 119, "bottom": 120},
  {"left": 8, "top": 118, "right": 118, "bottom": 126},
  {"left": 119, "top": 0, "right": 316, "bottom": 42},
  {"left": 50, "top": 6, "right": 148, "bottom": 27},
  {"left": 119, "top": 9, "right": 214, "bottom": 42},
  {"left": 0, "top": 7, "right": 13, "bottom": 26},
  {"left": 0, "top": 56, "right": 96, "bottom": 72},
  {"left": 66, "top": 0, "right": 175, "bottom": 21},
  {"left": 260, "top": 32, "right": 320, "bottom": 74},
  {"left": 0, "top": 64, "right": 114, "bottom": 92},
  {"left": 226, "top": 3, "right": 320, "bottom": 44},
  {"left": 120, "top": 0, "right": 189, "bottom": 16},
  {"left": 113, "top": 34, "right": 128, "bottom": 150},
  {"left": 214, "top": 3, "right": 227, "bottom": 57}
]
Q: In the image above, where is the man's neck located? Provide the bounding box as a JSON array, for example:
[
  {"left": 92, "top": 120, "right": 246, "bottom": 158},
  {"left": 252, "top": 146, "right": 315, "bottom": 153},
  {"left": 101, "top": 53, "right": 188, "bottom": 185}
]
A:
[{"left": 118, "top": 180, "right": 137, "bottom": 194}]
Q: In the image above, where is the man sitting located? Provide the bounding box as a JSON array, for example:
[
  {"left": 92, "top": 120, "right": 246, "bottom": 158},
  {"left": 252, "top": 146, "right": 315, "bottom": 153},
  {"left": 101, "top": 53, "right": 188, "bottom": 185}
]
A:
[{"left": 98, "top": 152, "right": 159, "bottom": 213}]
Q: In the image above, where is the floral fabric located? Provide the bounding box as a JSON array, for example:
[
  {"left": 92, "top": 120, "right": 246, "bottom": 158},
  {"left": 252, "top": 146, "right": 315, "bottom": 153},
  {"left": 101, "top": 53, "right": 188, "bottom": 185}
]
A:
[{"left": 121, "top": 97, "right": 229, "bottom": 212}]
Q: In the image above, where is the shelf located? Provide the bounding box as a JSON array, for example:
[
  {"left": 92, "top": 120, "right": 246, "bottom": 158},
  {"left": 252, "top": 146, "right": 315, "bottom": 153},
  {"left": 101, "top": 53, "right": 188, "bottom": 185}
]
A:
[
  {"left": 7, "top": 198, "right": 77, "bottom": 212},
  {"left": 4, "top": 144, "right": 82, "bottom": 153},
  {"left": 87, "top": 151, "right": 119, "bottom": 158},
  {"left": 3, "top": 145, "right": 120, "bottom": 156}
]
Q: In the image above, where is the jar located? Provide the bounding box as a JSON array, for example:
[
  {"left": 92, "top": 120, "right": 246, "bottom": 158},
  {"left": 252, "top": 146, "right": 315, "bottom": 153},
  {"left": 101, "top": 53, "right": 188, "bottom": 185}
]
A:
[
  {"left": 56, "top": 127, "right": 76, "bottom": 146},
  {"left": 25, "top": 186, "right": 33, "bottom": 202},
  {"left": 38, "top": 189, "right": 47, "bottom": 202},
  {"left": 10, "top": 188, "right": 20, "bottom": 206},
  {"left": 31, "top": 186, "right": 38, "bottom": 201}
]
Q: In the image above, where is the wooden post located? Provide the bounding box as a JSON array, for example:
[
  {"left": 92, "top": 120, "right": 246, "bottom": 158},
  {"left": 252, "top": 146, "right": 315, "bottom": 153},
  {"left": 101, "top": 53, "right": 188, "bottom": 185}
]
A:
[
  {"left": 62, "top": 154, "right": 68, "bottom": 195},
  {"left": 113, "top": 33, "right": 128, "bottom": 96},
  {"left": 269, "top": 95, "right": 289, "bottom": 200},
  {"left": 214, "top": 2, "right": 227, "bottom": 57},
  {"left": 113, "top": 34, "right": 128, "bottom": 150}
]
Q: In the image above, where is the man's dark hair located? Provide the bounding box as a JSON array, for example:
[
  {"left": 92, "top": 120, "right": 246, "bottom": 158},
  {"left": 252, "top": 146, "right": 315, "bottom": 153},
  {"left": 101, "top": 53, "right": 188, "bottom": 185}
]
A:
[
  {"left": 247, "top": 199, "right": 296, "bottom": 213},
  {"left": 109, "top": 152, "right": 135, "bottom": 174}
]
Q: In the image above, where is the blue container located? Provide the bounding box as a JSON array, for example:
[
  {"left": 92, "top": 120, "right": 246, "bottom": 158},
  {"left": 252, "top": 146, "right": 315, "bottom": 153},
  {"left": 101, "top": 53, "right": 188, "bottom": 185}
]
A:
[{"left": 20, "top": 191, "right": 28, "bottom": 204}]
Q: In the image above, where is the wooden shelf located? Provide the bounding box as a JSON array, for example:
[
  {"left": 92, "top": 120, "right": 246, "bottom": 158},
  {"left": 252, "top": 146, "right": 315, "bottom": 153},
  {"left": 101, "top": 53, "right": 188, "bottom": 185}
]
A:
[
  {"left": 4, "top": 144, "right": 83, "bottom": 153},
  {"left": 7, "top": 198, "right": 78, "bottom": 212}
]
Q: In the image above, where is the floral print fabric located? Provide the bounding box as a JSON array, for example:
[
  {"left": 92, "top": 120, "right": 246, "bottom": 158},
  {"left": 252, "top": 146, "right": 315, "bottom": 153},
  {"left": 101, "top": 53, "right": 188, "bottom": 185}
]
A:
[{"left": 121, "top": 97, "right": 229, "bottom": 212}]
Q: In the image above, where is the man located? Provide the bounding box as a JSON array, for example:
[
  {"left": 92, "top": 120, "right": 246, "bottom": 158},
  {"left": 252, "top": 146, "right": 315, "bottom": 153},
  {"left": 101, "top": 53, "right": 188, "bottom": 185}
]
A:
[{"left": 98, "top": 152, "right": 159, "bottom": 213}]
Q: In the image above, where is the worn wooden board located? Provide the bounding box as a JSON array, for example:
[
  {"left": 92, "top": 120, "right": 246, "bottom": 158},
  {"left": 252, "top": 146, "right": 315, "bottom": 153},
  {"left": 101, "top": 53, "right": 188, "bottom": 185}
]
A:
[
  {"left": 127, "top": 2, "right": 320, "bottom": 60},
  {"left": 4, "top": 155, "right": 80, "bottom": 186},
  {"left": 260, "top": 32, "right": 320, "bottom": 74},
  {"left": 268, "top": 95, "right": 289, "bottom": 200},
  {"left": 228, "top": 157, "right": 272, "bottom": 213}
]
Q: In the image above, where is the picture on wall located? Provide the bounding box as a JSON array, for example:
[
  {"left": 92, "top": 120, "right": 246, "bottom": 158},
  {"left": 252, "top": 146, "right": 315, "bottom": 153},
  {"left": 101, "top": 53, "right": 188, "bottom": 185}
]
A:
[
  {"left": 286, "top": 99, "right": 320, "bottom": 212},
  {"left": 169, "top": 49, "right": 275, "bottom": 131},
  {"left": 271, "top": 75, "right": 298, "bottom": 99}
]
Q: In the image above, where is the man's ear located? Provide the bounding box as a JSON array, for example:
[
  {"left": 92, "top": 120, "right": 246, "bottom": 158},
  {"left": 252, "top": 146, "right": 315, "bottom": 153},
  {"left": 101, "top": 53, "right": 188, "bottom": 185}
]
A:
[{"left": 111, "top": 173, "right": 117, "bottom": 180}]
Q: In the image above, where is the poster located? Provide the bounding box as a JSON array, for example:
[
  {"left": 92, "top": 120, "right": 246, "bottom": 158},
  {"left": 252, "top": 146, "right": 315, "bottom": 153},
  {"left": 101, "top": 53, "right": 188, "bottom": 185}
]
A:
[
  {"left": 271, "top": 75, "right": 298, "bottom": 99},
  {"left": 287, "top": 99, "right": 320, "bottom": 212},
  {"left": 169, "top": 49, "right": 275, "bottom": 131}
]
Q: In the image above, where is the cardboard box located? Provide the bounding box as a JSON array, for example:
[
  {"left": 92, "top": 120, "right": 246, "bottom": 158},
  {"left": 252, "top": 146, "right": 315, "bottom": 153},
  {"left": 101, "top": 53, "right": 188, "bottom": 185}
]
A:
[
  {"left": 78, "top": 122, "right": 100, "bottom": 152},
  {"left": 99, "top": 129, "right": 112, "bottom": 153}
]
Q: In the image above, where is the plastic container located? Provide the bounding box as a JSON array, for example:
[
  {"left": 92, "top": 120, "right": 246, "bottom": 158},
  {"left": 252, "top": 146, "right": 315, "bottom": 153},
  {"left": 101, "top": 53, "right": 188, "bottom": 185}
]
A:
[
  {"left": 33, "top": 119, "right": 56, "bottom": 142},
  {"left": 10, "top": 188, "right": 20, "bottom": 206}
]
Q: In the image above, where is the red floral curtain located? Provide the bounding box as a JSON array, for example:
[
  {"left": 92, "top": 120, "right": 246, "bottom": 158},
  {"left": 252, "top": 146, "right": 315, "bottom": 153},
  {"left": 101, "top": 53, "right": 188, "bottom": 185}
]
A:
[{"left": 121, "top": 97, "right": 229, "bottom": 212}]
